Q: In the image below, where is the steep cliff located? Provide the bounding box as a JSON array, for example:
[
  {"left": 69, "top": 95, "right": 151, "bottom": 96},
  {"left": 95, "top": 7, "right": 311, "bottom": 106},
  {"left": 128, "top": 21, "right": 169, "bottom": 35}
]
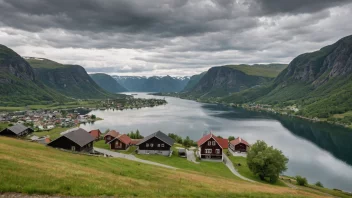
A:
[
  {"left": 223, "top": 35, "right": 352, "bottom": 118},
  {"left": 184, "top": 65, "right": 279, "bottom": 98},
  {"left": 27, "top": 58, "right": 123, "bottom": 99},
  {"left": 0, "top": 45, "right": 68, "bottom": 106},
  {"left": 90, "top": 73, "right": 127, "bottom": 93}
]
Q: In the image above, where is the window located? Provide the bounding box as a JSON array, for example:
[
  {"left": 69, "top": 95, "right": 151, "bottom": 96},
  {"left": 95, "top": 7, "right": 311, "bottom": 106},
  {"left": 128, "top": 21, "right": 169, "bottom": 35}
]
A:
[
  {"left": 146, "top": 143, "right": 149, "bottom": 147},
  {"left": 205, "top": 149, "right": 212, "bottom": 154},
  {"left": 150, "top": 143, "right": 154, "bottom": 147},
  {"left": 157, "top": 144, "right": 160, "bottom": 147},
  {"left": 212, "top": 141, "right": 216, "bottom": 146},
  {"left": 107, "top": 136, "right": 111, "bottom": 140},
  {"left": 161, "top": 144, "right": 164, "bottom": 147},
  {"left": 215, "top": 149, "right": 220, "bottom": 154},
  {"left": 208, "top": 141, "right": 211, "bottom": 146}
]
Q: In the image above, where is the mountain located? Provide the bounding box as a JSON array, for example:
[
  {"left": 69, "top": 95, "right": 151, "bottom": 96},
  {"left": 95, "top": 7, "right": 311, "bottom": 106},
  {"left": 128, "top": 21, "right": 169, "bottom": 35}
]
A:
[
  {"left": 223, "top": 35, "right": 352, "bottom": 118},
  {"left": 182, "top": 64, "right": 287, "bottom": 98},
  {"left": 0, "top": 45, "right": 69, "bottom": 106},
  {"left": 182, "top": 72, "right": 206, "bottom": 91},
  {"left": 113, "top": 75, "right": 190, "bottom": 92},
  {"left": 26, "top": 58, "right": 124, "bottom": 99},
  {"left": 90, "top": 73, "right": 127, "bottom": 93}
]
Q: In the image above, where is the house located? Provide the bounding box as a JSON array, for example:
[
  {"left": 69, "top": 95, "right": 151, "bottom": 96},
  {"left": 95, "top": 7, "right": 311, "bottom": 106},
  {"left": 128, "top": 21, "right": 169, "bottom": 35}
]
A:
[
  {"left": 48, "top": 128, "right": 95, "bottom": 152},
  {"left": 197, "top": 133, "right": 228, "bottom": 161},
  {"left": 47, "top": 125, "right": 55, "bottom": 130},
  {"left": 89, "top": 129, "right": 102, "bottom": 140},
  {"left": 107, "top": 134, "right": 132, "bottom": 150},
  {"left": 104, "top": 130, "right": 119, "bottom": 143},
  {"left": 131, "top": 139, "right": 142, "bottom": 145},
  {"left": 0, "top": 124, "right": 34, "bottom": 137},
  {"left": 136, "top": 131, "right": 175, "bottom": 156},
  {"left": 229, "top": 137, "right": 250, "bottom": 152}
]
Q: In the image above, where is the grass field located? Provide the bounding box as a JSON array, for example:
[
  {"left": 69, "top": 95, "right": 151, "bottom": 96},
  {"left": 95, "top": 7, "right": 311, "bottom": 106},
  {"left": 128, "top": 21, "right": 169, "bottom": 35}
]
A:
[
  {"left": 333, "top": 111, "right": 352, "bottom": 119},
  {"left": 32, "top": 127, "right": 74, "bottom": 140},
  {"left": 0, "top": 137, "right": 325, "bottom": 197},
  {"left": 228, "top": 156, "right": 285, "bottom": 186}
]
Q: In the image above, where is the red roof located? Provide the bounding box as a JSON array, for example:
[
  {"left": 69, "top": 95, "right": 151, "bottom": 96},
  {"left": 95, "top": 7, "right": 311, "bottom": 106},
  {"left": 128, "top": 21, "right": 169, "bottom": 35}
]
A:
[
  {"left": 197, "top": 133, "right": 228, "bottom": 149},
  {"left": 104, "top": 130, "right": 119, "bottom": 138},
  {"left": 117, "top": 134, "right": 132, "bottom": 145},
  {"left": 230, "top": 137, "right": 250, "bottom": 146},
  {"left": 89, "top": 129, "right": 101, "bottom": 139}
]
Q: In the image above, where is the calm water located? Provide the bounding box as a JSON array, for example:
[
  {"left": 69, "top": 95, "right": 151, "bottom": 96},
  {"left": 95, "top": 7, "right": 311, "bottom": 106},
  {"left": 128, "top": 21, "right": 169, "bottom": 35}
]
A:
[{"left": 81, "top": 93, "right": 352, "bottom": 192}]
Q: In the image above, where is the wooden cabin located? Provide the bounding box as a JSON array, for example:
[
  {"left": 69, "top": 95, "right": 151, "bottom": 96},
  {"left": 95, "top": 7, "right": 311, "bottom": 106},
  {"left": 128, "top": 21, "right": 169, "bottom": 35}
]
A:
[
  {"left": 197, "top": 133, "right": 228, "bottom": 161},
  {"left": 229, "top": 137, "right": 250, "bottom": 152},
  {"left": 48, "top": 128, "right": 95, "bottom": 152},
  {"left": 0, "top": 124, "right": 33, "bottom": 137},
  {"left": 136, "top": 131, "right": 175, "bottom": 156},
  {"left": 107, "top": 134, "right": 132, "bottom": 150},
  {"left": 89, "top": 129, "right": 102, "bottom": 141},
  {"left": 103, "top": 130, "right": 119, "bottom": 143}
]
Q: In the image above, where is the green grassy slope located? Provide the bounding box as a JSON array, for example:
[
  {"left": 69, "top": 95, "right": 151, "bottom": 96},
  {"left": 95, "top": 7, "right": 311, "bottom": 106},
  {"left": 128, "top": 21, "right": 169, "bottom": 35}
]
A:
[
  {"left": 0, "top": 137, "right": 323, "bottom": 197},
  {"left": 226, "top": 64, "right": 287, "bottom": 78}
]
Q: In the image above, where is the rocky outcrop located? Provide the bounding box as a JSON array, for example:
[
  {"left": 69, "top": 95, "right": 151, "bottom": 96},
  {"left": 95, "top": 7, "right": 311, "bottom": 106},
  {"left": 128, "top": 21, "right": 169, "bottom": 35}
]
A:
[{"left": 275, "top": 35, "right": 352, "bottom": 87}]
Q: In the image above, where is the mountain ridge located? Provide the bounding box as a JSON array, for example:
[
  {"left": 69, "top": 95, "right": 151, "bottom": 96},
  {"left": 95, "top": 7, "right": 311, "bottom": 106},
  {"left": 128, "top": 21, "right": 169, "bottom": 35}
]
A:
[{"left": 90, "top": 73, "right": 127, "bottom": 93}]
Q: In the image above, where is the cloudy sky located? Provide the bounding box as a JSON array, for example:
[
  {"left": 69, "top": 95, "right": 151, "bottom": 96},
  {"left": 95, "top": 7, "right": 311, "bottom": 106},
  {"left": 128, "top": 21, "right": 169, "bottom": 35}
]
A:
[{"left": 0, "top": 0, "right": 351, "bottom": 76}]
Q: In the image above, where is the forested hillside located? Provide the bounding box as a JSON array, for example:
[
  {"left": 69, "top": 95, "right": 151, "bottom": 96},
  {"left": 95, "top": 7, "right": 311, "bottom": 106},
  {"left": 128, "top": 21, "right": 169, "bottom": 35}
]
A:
[
  {"left": 27, "top": 58, "right": 124, "bottom": 99},
  {"left": 0, "top": 45, "right": 69, "bottom": 106},
  {"left": 90, "top": 73, "right": 127, "bottom": 93}
]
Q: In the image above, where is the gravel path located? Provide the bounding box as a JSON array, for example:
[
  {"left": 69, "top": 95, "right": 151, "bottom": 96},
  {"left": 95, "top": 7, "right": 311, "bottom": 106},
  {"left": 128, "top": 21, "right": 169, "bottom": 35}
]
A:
[
  {"left": 222, "top": 154, "right": 256, "bottom": 183},
  {"left": 186, "top": 149, "right": 199, "bottom": 164},
  {"left": 94, "top": 147, "right": 177, "bottom": 170},
  {"left": 228, "top": 148, "right": 247, "bottom": 157}
]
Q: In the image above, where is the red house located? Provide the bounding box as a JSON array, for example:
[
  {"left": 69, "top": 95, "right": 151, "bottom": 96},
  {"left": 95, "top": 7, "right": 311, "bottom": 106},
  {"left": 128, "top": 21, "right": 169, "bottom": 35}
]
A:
[
  {"left": 107, "top": 134, "right": 132, "bottom": 150},
  {"left": 197, "top": 133, "right": 228, "bottom": 161},
  {"left": 89, "top": 129, "right": 102, "bottom": 141},
  {"left": 104, "top": 130, "right": 119, "bottom": 143},
  {"left": 229, "top": 137, "right": 250, "bottom": 152}
]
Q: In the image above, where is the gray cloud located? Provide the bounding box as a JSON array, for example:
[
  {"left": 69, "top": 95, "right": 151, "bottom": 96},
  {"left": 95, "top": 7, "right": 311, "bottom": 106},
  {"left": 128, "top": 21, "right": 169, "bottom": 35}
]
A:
[{"left": 0, "top": 0, "right": 352, "bottom": 76}]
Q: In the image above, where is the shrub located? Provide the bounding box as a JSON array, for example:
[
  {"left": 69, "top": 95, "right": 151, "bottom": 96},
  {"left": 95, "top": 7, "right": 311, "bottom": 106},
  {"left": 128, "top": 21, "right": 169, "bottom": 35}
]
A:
[
  {"left": 315, "top": 181, "right": 324, "bottom": 188},
  {"left": 296, "top": 176, "right": 308, "bottom": 186}
]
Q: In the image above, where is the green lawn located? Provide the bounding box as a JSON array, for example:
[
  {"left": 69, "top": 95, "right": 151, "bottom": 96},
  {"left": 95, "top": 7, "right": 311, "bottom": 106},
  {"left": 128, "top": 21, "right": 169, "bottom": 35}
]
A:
[
  {"left": 120, "top": 146, "right": 137, "bottom": 154},
  {"left": 135, "top": 146, "right": 238, "bottom": 180},
  {"left": 228, "top": 156, "right": 286, "bottom": 186},
  {"left": 32, "top": 127, "right": 74, "bottom": 140},
  {"left": 94, "top": 139, "right": 110, "bottom": 150},
  {"left": 0, "top": 137, "right": 321, "bottom": 198}
]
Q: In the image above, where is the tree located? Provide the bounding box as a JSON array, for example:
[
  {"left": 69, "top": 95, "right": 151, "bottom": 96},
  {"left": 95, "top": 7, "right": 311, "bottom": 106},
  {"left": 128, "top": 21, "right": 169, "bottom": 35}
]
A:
[
  {"left": 315, "top": 181, "right": 323, "bottom": 188},
  {"left": 91, "top": 114, "right": 96, "bottom": 119},
  {"left": 247, "top": 140, "right": 288, "bottom": 183},
  {"left": 228, "top": 136, "right": 235, "bottom": 141},
  {"left": 136, "top": 129, "right": 140, "bottom": 139},
  {"left": 296, "top": 176, "right": 308, "bottom": 186},
  {"left": 104, "top": 129, "right": 110, "bottom": 134},
  {"left": 183, "top": 136, "right": 192, "bottom": 147}
]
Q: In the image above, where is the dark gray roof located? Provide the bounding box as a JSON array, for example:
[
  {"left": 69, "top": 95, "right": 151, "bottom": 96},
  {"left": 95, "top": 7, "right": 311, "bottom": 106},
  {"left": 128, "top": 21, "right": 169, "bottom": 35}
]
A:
[
  {"left": 136, "top": 131, "right": 175, "bottom": 146},
  {"left": 7, "top": 124, "right": 31, "bottom": 134},
  {"left": 63, "top": 128, "right": 95, "bottom": 147}
]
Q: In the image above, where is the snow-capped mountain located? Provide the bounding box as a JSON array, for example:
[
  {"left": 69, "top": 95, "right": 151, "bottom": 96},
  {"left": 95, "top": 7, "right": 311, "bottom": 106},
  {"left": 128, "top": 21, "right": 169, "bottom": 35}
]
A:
[{"left": 112, "top": 75, "right": 190, "bottom": 92}]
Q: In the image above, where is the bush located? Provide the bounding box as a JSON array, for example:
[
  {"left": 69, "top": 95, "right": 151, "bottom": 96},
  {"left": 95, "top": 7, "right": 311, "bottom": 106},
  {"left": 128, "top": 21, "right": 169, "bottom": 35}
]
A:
[
  {"left": 296, "top": 176, "right": 308, "bottom": 186},
  {"left": 315, "top": 181, "right": 324, "bottom": 188},
  {"left": 247, "top": 140, "right": 289, "bottom": 183}
]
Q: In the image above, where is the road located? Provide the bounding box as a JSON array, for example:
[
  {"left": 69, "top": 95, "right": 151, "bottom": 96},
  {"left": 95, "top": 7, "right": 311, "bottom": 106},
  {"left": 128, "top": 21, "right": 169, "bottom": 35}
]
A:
[
  {"left": 94, "top": 147, "right": 177, "bottom": 170},
  {"left": 223, "top": 154, "right": 256, "bottom": 183},
  {"left": 186, "top": 149, "right": 199, "bottom": 164}
]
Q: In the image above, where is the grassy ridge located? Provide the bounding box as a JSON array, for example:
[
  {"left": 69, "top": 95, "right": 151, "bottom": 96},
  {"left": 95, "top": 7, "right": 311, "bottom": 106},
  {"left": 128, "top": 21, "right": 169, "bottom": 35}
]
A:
[
  {"left": 226, "top": 64, "right": 287, "bottom": 78},
  {"left": 25, "top": 58, "right": 70, "bottom": 69},
  {"left": 0, "top": 137, "right": 323, "bottom": 197}
]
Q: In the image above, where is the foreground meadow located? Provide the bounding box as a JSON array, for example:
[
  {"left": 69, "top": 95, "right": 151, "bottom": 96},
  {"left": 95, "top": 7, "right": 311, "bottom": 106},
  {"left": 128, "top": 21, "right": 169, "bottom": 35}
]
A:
[{"left": 0, "top": 137, "right": 327, "bottom": 197}]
